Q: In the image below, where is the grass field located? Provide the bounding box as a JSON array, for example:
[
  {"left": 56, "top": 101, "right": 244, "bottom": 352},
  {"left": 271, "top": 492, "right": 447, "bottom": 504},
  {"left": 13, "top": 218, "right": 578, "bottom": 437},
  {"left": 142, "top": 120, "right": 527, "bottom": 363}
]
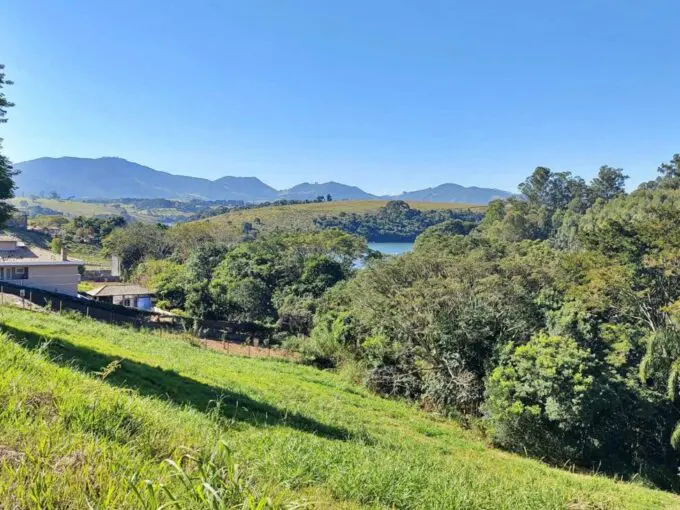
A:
[
  {"left": 9, "top": 198, "right": 195, "bottom": 223},
  {"left": 202, "top": 200, "right": 487, "bottom": 237},
  {"left": 0, "top": 305, "right": 676, "bottom": 509}
]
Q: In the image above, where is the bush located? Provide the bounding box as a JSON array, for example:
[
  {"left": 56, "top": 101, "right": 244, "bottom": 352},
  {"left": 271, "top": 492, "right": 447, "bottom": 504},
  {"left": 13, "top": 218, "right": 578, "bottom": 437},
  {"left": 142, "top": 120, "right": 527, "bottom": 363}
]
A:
[
  {"left": 484, "top": 333, "right": 607, "bottom": 464},
  {"left": 284, "top": 312, "right": 357, "bottom": 368}
]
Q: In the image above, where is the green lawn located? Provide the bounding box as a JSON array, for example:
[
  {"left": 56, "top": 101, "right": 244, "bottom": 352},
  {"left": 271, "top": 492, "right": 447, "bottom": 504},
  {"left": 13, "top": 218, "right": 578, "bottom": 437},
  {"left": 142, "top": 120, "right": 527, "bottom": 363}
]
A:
[{"left": 0, "top": 306, "right": 677, "bottom": 509}]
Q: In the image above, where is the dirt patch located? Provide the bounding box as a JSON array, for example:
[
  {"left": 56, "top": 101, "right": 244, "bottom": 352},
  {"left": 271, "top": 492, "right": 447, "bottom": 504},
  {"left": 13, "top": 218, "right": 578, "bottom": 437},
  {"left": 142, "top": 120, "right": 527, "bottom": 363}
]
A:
[
  {"left": 53, "top": 451, "right": 87, "bottom": 472},
  {"left": 201, "top": 339, "right": 299, "bottom": 361},
  {"left": 0, "top": 446, "right": 25, "bottom": 467},
  {"left": 24, "top": 390, "right": 58, "bottom": 418}
]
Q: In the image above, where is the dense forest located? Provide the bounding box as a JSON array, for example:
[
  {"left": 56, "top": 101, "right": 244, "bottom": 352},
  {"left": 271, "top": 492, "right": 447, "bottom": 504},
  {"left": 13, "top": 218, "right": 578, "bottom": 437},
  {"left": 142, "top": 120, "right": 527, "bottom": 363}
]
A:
[
  {"left": 314, "top": 200, "right": 482, "bottom": 241},
  {"left": 101, "top": 155, "right": 680, "bottom": 490}
]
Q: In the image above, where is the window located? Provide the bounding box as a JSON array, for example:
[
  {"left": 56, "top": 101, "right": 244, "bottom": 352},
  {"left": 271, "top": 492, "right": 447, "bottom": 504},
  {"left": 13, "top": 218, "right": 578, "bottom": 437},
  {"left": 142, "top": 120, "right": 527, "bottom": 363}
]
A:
[
  {"left": 10, "top": 267, "right": 28, "bottom": 280},
  {"left": 0, "top": 267, "right": 30, "bottom": 280}
]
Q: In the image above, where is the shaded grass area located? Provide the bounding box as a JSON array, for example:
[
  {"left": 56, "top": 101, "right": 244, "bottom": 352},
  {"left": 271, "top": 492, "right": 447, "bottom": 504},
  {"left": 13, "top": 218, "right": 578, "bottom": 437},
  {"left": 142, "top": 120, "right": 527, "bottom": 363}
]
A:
[
  {"left": 0, "top": 306, "right": 678, "bottom": 509},
  {"left": 7, "top": 322, "right": 350, "bottom": 441}
]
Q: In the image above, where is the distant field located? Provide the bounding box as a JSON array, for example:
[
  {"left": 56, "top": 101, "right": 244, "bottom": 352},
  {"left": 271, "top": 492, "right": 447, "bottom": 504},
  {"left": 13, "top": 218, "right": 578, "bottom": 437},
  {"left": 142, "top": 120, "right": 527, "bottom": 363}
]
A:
[
  {"left": 0, "top": 305, "right": 675, "bottom": 509},
  {"left": 9, "top": 198, "right": 194, "bottom": 223},
  {"left": 202, "top": 199, "right": 487, "bottom": 236}
]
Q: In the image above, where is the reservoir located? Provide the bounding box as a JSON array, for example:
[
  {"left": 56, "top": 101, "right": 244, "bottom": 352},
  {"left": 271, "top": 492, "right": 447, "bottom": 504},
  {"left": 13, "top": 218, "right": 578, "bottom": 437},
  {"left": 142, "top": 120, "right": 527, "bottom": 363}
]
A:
[{"left": 367, "top": 242, "right": 414, "bottom": 256}]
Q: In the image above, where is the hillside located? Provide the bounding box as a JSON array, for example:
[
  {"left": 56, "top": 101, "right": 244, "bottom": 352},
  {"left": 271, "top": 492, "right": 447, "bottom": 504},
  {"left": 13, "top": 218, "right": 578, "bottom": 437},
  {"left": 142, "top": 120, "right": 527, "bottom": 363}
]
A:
[
  {"left": 13, "top": 157, "right": 512, "bottom": 204},
  {"left": 395, "top": 183, "right": 511, "bottom": 203},
  {"left": 8, "top": 197, "right": 197, "bottom": 224},
  {"left": 200, "top": 199, "right": 487, "bottom": 238},
  {"left": 0, "top": 305, "right": 676, "bottom": 508},
  {"left": 279, "top": 181, "right": 374, "bottom": 201}
]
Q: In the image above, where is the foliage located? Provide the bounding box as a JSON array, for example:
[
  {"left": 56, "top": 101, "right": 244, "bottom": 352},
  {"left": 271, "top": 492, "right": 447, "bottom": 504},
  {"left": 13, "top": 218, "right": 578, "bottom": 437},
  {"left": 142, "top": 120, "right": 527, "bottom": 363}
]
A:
[
  {"left": 315, "top": 200, "right": 482, "bottom": 241},
  {"left": 130, "top": 229, "right": 367, "bottom": 329},
  {"left": 52, "top": 215, "right": 127, "bottom": 245},
  {"left": 102, "top": 222, "right": 171, "bottom": 276},
  {"left": 132, "top": 441, "right": 288, "bottom": 509},
  {"left": 0, "top": 64, "right": 18, "bottom": 227},
  {"left": 283, "top": 155, "right": 680, "bottom": 489},
  {"left": 206, "top": 231, "right": 365, "bottom": 326},
  {"left": 484, "top": 334, "right": 606, "bottom": 462}
]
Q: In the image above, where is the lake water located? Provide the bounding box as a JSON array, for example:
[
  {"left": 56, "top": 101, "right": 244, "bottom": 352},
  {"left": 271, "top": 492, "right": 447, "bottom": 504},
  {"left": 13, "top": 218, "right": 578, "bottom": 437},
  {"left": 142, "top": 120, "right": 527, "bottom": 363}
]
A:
[{"left": 368, "top": 242, "right": 414, "bottom": 256}]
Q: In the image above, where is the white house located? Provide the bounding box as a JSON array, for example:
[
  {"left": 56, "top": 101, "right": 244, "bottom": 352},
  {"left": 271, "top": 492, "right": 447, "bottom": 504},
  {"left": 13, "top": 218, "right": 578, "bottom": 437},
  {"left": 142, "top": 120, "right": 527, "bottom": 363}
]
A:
[
  {"left": 0, "top": 237, "right": 82, "bottom": 296},
  {"left": 87, "top": 283, "right": 154, "bottom": 310}
]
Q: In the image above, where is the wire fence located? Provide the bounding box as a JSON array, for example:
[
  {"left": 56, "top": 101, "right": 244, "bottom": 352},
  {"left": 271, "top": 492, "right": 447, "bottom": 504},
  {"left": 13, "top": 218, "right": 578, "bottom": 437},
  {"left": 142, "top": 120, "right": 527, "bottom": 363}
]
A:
[{"left": 0, "top": 281, "right": 276, "bottom": 347}]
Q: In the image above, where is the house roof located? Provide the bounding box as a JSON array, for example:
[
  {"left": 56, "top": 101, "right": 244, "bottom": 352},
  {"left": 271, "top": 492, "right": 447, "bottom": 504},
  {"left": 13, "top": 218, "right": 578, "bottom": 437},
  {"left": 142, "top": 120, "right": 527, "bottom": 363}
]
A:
[
  {"left": 0, "top": 239, "right": 82, "bottom": 265},
  {"left": 87, "top": 284, "right": 153, "bottom": 297}
]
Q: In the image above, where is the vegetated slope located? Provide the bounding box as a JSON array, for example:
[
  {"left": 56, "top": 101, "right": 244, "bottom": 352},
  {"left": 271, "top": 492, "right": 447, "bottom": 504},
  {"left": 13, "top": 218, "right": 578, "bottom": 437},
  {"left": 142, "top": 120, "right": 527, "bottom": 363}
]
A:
[
  {"left": 0, "top": 306, "right": 676, "bottom": 509},
  {"left": 9, "top": 197, "right": 124, "bottom": 217},
  {"left": 8, "top": 197, "right": 196, "bottom": 224},
  {"left": 201, "top": 199, "right": 486, "bottom": 238}
]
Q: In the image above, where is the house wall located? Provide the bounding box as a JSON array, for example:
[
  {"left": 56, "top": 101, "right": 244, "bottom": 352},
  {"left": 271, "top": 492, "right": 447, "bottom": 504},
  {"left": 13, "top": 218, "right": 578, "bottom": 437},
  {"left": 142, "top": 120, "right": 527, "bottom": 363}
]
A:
[{"left": 0, "top": 264, "right": 81, "bottom": 296}]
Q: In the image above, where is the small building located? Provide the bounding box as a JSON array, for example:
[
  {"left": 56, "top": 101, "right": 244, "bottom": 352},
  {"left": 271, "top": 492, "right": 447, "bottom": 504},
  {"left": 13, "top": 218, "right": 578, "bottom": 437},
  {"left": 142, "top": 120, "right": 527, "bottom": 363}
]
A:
[
  {"left": 86, "top": 283, "right": 154, "bottom": 310},
  {"left": 0, "top": 236, "right": 82, "bottom": 296}
]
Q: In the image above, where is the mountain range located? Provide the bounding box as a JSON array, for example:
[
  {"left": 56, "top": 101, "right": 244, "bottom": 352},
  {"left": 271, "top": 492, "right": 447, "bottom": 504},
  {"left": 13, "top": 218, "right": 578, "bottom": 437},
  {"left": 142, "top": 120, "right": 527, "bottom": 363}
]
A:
[{"left": 13, "top": 157, "right": 512, "bottom": 204}]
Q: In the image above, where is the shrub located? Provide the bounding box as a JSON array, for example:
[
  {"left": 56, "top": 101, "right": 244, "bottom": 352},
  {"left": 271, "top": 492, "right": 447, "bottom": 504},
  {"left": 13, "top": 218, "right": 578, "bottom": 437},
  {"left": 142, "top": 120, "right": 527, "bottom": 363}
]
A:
[{"left": 484, "top": 333, "right": 607, "bottom": 464}]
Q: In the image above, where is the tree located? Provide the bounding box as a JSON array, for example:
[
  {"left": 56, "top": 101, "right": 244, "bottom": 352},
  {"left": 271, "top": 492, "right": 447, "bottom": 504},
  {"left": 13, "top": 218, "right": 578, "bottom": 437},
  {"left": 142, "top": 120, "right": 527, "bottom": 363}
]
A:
[
  {"left": 102, "top": 223, "right": 171, "bottom": 276},
  {"left": 326, "top": 193, "right": 333, "bottom": 202},
  {"left": 0, "top": 64, "right": 18, "bottom": 227},
  {"left": 590, "top": 166, "right": 628, "bottom": 201},
  {"left": 657, "top": 154, "right": 680, "bottom": 189}
]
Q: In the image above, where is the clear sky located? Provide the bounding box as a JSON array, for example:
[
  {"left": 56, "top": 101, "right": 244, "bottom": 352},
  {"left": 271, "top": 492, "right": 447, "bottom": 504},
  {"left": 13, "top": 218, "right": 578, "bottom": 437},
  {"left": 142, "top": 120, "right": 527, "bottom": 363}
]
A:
[{"left": 2, "top": 1, "right": 679, "bottom": 194}]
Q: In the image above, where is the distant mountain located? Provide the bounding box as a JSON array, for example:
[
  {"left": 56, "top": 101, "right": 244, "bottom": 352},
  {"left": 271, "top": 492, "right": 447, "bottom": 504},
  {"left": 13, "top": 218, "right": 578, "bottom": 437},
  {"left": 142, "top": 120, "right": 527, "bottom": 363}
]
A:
[
  {"left": 391, "top": 183, "right": 512, "bottom": 204},
  {"left": 12, "top": 156, "right": 511, "bottom": 204},
  {"left": 212, "top": 176, "right": 278, "bottom": 201},
  {"left": 278, "top": 181, "right": 374, "bottom": 201},
  {"left": 13, "top": 157, "right": 277, "bottom": 201}
]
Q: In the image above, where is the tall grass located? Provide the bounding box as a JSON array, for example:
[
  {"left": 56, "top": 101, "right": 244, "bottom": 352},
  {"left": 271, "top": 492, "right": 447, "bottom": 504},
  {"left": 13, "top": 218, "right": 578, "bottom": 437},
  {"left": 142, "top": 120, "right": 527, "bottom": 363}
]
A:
[{"left": 0, "top": 306, "right": 677, "bottom": 509}]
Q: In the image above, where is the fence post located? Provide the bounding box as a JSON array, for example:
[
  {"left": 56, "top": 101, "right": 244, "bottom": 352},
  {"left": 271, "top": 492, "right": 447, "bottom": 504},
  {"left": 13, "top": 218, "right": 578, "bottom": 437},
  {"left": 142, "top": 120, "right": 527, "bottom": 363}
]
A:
[
  {"left": 86, "top": 306, "right": 89, "bottom": 317},
  {"left": 59, "top": 300, "right": 62, "bottom": 312},
  {"left": 29, "top": 291, "right": 32, "bottom": 304},
  {"left": 1, "top": 286, "right": 3, "bottom": 305}
]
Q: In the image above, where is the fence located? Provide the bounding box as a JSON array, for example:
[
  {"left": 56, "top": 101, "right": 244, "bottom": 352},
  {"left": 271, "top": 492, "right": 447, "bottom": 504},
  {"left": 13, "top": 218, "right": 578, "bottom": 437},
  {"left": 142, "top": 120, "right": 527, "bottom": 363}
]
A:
[{"left": 0, "top": 281, "right": 273, "bottom": 343}]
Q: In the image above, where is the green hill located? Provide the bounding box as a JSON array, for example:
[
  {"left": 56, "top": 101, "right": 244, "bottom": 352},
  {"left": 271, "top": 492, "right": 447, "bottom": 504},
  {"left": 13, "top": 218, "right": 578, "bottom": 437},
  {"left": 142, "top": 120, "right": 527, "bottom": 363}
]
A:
[
  {"left": 201, "top": 199, "right": 486, "bottom": 238},
  {"left": 0, "top": 305, "right": 676, "bottom": 508},
  {"left": 9, "top": 197, "right": 196, "bottom": 223}
]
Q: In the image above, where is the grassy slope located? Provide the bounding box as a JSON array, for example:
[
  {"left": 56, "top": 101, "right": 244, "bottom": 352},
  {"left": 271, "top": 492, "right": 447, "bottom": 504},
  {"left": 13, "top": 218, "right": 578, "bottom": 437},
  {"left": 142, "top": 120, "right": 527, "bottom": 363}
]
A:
[
  {"left": 202, "top": 200, "right": 487, "bottom": 237},
  {"left": 9, "top": 198, "right": 194, "bottom": 223},
  {"left": 0, "top": 306, "right": 676, "bottom": 509}
]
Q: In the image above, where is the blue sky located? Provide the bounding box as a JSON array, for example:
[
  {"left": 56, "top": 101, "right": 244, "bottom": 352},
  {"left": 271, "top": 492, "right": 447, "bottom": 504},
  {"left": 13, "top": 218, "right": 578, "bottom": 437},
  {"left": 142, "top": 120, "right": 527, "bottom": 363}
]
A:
[{"left": 2, "top": 1, "right": 679, "bottom": 194}]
